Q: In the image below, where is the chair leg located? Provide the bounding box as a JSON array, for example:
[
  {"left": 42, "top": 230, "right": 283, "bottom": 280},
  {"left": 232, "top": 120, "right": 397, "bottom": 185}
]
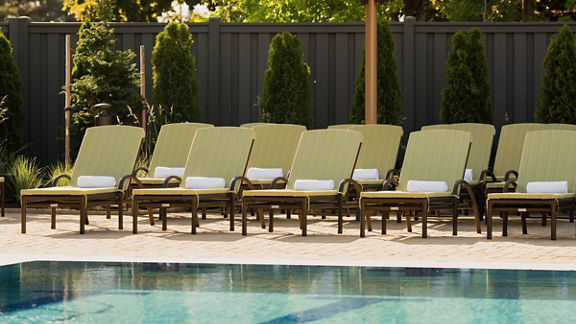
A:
[
  {"left": 541, "top": 212, "right": 547, "bottom": 226},
  {"left": 421, "top": 202, "right": 428, "bottom": 238},
  {"left": 132, "top": 197, "right": 139, "bottom": 234},
  {"left": 106, "top": 207, "right": 111, "bottom": 219},
  {"left": 570, "top": 209, "right": 574, "bottom": 223},
  {"left": 521, "top": 213, "right": 527, "bottom": 234},
  {"left": 79, "top": 197, "right": 86, "bottom": 234},
  {"left": 337, "top": 197, "right": 343, "bottom": 234},
  {"left": 242, "top": 199, "right": 248, "bottom": 236},
  {"left": 161, "top": 207, "right": 167, "bottom": 231},
  {"left": 382, "top": 209, "right": 388, "bottom": 235},
  {"left": 257, "top": 208, "right": 265, "bottom": 229},
  {"left": 0, "top": 181, "right": 4, "bottom": 217},
  {"left": 202, "top": 208, "right": 207, "bottom": 220},
  {"left": 396, "top": 209, "right": 401, "bottom": 223},
  {"left": 405, "top": 211, "right": 412, "bottom": 232},
  {"left": 360, "top": 200, "right": 366, "bottom": 238},
  {"left": 21, "top": 197, "right": 27, "bottom": 233},
  {"left": 486, "top": 201, "right": 492, "bottom": 239},
  {"left": 366, "top": 209, "right": 373, "bottom": 232},
  {"left": 286, "top": 209, "right": 291, "bottom": 219},
  {"left": 551, "top": 202, "right": 557, "bottom": 240},
  {"left": 229, "top": 194, "right": 235, "bottom": 231},
  {"left": 117, "top": 193, "right": 123, "bottom": 230},
  {"left": 191, "top": 199, "right": 198, "bottom": 234},
  {"left": 51, "top": 206, "right": 56, "bottom": 229},
  {"left": 300, "top": 200, "right": 307, "bottom": 236},
  {"left": 452, "top": 200, "right": 458, "bottom": 236},
  {"left": 269, "top": 209, "right": 274, "bottom": 232},
  {"left": 502, "top": 212, "right": 508, "bottom": 237},
  {"left": 147, "top": 208, "right": 155, "bottom": 226}
]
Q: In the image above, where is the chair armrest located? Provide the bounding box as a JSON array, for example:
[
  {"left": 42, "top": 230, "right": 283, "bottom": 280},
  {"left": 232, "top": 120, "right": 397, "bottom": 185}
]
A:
[
  {"left": 52, "top": 174, "right": 71, "bottom": 187},
  {"left": 133, "top": 166, "right": 149, "bottom": 177},
  {"left": 338, "top": 178, "right": 362, "bottom": 195},
  {"left": 230, "top": 176, "right": 255, "bottom": 191},
  {"left": 479, "top": 169, "right": 497, "bottom": 182},
  {"left": 385, "top": 168, "right": 400, "bottom": 181},
  {"left": 382, "top": 178, "right": 397, "bottom": 191},
  {"left": 163, "top": 176, "right": 182, "bottom": 188},
  {"left": 118, "top": 174, "right": 143, "bottom": 191},
  {"left": 270, "top": 177, "right": 288, "bottom": 189},
  {"left": 503, "top": 179, "right": 517, "bottom": 193},
  {"left": 504, "top": 170, "right": 518, "bottom": 182}
]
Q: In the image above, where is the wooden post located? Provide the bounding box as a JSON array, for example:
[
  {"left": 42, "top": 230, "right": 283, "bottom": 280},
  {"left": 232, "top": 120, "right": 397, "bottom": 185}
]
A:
[
  {"left": 365, "top": 0, "right": 377, "bottom": 124},
  {"left": 65, "top": 34, "right": 71, "bottom": 166},
  {"left": 140, "top": 45, "right": 146, "bottom": 134}
]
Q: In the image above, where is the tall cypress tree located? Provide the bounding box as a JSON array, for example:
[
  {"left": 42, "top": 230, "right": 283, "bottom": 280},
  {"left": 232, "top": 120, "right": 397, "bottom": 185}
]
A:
[
  {"left": 259, "top": 32, "right": 313, "bottom": 128},
  {"left": 152, "top": 22, "right": 201, "bottom": 122},
  {"left": 536, "top": 25, "right": 576, "bottom": 123},
  {"left": 0, "top": 32, "right": 23, "bottom": 153},
  {"left": 441, "top": 28, "right": 492, "bottom": 124},
  {"left": 351, "top": 19, "right": 403, "bottom": 125}
]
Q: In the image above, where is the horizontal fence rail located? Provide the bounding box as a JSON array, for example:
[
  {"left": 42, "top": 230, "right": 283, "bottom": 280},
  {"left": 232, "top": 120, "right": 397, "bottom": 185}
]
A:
[{"left": 2, "top": 17, "right": 573, "bottom": 164}]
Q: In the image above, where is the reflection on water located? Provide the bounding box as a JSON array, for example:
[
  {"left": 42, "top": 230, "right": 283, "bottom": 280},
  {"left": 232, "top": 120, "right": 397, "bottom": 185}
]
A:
[{"left": 0, "top": 262, "right": 575, "bottom": 322}]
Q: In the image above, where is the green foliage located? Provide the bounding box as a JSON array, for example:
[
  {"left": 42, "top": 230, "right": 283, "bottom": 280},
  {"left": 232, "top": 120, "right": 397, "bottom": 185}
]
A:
[
  {"left": 440, "top": 28, "right": 492, "bottom": 124},
  {"left": 0, "top": 33, "right": 23, "bottom": 155},
  {"left": 351, "top": 19, "right": 403, "bottom": 125},
  {"left": 0, "top": 141, "right": 23, "bottom": 174},
  {"left": 152, "top": 22, "right": 201, "bottom": 122},
  {"left": 69, "top": 21, "right": 140, "bottom": 158},
  {"left": 9, "top": 156, "right": 44, "bottom": 193},
  {"left": 259, "top": 32, "right": 313, "bottom": 128},
  {"left": 435, "top": 0, "right": 521, "bottom": 22},
  {"left": 47, "top": 161, "right": 73, "bottom": 186},
  {"left": 63, "top": 0, "right": 204, "bottom": 22},
  {"left": 536, "top": 25, "right": 576, "bottom": 123},
  {"left": 0, "top": 0, "right": 68, "bottom": 22}
]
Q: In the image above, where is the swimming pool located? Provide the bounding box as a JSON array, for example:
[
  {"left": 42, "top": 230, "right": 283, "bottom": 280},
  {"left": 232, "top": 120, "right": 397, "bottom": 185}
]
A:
[{"left": 1, "top": 261, "right": 575, "bottom": 323}]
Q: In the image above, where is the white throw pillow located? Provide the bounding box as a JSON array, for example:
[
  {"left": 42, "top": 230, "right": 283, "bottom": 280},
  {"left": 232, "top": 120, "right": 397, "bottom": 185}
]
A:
[
  {"left": 154, "top": 167, "right": 185, "bottom": 179},
  {"left": 77, "top": 176, "right": 116, "bottom": 188},
  {"left": 464, "top": 169, "right": 473, "bottom": 182},
  {"left": 352, "top": 169, "right": 379, "bottom": 181},
  {"left": 526, "top": 181, "right": 568, "bottom": 194},
  {"left": 185, "top": 177, "right": 227, "bottom": 189},
  {"left": 294, "top": 179, "right": 335, "bottom": 191},
  {"left": 407, "top": 180, "right": 448, "bottom": 193},
  {"left": 246, "top": 168, "right": 283, "bottom": 180}
]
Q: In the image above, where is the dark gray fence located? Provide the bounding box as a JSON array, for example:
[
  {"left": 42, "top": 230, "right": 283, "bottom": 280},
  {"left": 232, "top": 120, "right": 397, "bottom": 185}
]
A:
[{"left": 1, "top": 17, "right": 572, "bottom": 164}]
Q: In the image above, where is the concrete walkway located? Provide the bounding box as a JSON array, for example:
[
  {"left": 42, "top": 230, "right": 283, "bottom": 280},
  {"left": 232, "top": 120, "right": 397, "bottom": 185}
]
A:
[{"left": 1, "top": 208, "right": 576, "bottom": 270}]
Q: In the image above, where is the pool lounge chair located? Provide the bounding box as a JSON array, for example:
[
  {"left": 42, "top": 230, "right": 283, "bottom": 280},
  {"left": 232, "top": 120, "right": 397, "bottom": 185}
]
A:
[
  {"left": 20, "top": 126, "right": 144, "bottom": 234},
  {"left": 134, "top": 123, "right": 213, "bottom": 187},
  {"left": 486, "top": 130, "right": 576, "bottom": 240},
  {"left": 241, "top": 129, "right": 363, "bottom": 236},
  {"left": 422, "top": 123, "right": 495, "bottom": 218},
  {"left": 482, "top": 123, "right": 576, "bottom": 184},
  {"left": 131, "top": 127, "right": 254, "bottom": 234},
  {"left": 242, "top": 124, "right": 306, "bottom": 188},
  {"left": 360, "top": 129, "right": 479, "bottom": 238},
  {"left": 240, "top": 122, "right": 274, "bottom": 128}
]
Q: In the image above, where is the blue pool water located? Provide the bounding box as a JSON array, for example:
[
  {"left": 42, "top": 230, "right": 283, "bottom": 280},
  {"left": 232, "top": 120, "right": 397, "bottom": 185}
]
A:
[{"left": 0, "top": 262, "right": 575, "bottom": 323}]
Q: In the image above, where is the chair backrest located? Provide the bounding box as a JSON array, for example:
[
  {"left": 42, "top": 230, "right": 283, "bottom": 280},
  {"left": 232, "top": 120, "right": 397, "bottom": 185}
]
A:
[
  {"left": 327, "top": 124, "right": 357, "bottom": 130},
  {"left": 241, "top": 122, "right": 274, "bottom": 128},
  {"left": 247, "top": 124, "right": 306, "bottom": 173},
  {"left": 180, "top": 127, "right": 255, "bottom": 193},
  {"left": 148, "top": 123, "right": 214, "bottom": 173},
  {"left": 422, "top": 123, "right": 495, "bottom": 181},
  {"left": 286, "top": 129, "right": 363, "bottom": 193},
  {"left": 70, "top": 126, "right": 145, "bottom": 186},
  {"left": 398, "top": 130, "right": 471, "bottom": 192},
  {"left": 516, "top": 130, "right": 576, "bottom": 193},
  {"left": 348, "top": 124, "right": 403, "bottom": 178},
  {"left": 492, "top": 123, "right": 576, "bottom": 177}
]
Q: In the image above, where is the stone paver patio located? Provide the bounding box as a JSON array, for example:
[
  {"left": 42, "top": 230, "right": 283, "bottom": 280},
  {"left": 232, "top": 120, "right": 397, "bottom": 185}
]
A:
[{"left": 2, "top": 208, "right": 576, "bottom": 270}]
